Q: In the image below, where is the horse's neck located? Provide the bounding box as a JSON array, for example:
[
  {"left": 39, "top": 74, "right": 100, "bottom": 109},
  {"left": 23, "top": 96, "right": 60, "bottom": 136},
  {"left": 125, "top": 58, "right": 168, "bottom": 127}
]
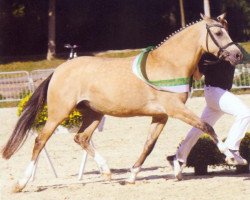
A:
[{"left": 147, "top": 23, "right": 204, "bottom": 80}]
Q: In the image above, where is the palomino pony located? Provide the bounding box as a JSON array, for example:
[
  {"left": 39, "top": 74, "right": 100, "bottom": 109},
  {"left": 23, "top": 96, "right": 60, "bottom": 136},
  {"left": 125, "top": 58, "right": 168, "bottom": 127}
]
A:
[{"left": 2, "top": 14, "right": 242, "bottom": 192}]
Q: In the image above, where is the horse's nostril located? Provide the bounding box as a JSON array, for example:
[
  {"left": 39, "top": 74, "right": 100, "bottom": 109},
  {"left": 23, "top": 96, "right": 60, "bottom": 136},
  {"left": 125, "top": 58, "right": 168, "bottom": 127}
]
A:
[{"left": 235, "top": 53, "right": 242, "bottom": 60}]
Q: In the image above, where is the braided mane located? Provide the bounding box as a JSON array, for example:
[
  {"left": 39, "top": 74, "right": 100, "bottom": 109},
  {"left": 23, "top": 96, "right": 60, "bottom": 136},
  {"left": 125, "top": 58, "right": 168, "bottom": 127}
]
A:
[{"left": 153, "top": 19, "right": 203, "bottom": 50}]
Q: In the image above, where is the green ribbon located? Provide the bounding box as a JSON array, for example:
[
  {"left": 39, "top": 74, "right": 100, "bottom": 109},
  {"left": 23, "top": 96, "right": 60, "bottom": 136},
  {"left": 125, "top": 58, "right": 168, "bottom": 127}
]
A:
[{"left": 136, "top": 47, "right": 190, "bottom": 87}]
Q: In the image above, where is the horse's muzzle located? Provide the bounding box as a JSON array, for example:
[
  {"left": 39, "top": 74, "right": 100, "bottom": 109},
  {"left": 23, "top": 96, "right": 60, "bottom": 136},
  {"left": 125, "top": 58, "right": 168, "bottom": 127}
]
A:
[{"left": 220, "top": 49, "right": 243, "bottom": 66}]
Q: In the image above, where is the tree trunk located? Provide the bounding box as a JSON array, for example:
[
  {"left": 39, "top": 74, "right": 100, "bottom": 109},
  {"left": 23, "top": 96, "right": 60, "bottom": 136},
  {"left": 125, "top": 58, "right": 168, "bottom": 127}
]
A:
[
  {"left": 47, "top": 0, "right": 56, "bottom": 60},
  {"left": 179, "top": 0, "right": 185, "bottom": 27},
  {"left": 204, "top": 0, "right": 211, "bottom": 17},
  {"left": 194, "top": 164, "right": 208, "bottom": 175}
]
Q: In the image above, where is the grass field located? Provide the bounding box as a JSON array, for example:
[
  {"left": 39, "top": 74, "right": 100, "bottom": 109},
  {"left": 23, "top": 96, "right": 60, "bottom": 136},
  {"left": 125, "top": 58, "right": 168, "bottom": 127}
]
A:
[{"left": 0, "top": 58, "right": 65, "bottom": 72}]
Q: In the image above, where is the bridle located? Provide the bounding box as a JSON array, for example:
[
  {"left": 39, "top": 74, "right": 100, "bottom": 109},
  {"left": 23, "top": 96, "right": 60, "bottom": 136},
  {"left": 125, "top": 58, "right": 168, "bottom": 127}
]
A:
[{"left": 206, "top": 23, "right": 236, "bottom": 58}]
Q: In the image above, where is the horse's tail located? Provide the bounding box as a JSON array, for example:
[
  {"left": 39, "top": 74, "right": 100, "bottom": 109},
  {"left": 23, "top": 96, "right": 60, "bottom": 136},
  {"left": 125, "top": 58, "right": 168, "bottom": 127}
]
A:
[{"left": 2, "top": 73, "right": 53, "bottom": 159}]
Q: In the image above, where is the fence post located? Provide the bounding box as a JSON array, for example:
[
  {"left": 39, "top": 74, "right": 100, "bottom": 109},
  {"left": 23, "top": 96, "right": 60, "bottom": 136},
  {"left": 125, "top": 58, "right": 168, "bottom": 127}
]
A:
[{"left": 28, "top": 76, "right": 35, "bottom": 92}]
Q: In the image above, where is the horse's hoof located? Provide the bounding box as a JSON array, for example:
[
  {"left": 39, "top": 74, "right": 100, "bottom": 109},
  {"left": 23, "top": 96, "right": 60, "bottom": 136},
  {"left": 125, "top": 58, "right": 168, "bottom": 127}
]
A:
[
  {"left": 102, "top": 172, "right": 112, "bottom": 181},
  {"left": 12, "top": 182, "right": 23, "bottom": 193},
  {"left": 125, "top": 179, "right": 135, "bottom": 185},
  {"left": 119, "top": 180, "right": 135, "bottom": 185},
  {"left": 125, "top": 181, "right": 135, "bottom": 185}
]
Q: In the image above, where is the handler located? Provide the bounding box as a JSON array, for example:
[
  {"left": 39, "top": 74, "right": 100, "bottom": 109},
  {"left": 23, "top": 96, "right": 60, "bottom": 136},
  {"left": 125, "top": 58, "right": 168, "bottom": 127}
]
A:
[{"left": 167, "top": 45, "right": 250, "bottom": 181}]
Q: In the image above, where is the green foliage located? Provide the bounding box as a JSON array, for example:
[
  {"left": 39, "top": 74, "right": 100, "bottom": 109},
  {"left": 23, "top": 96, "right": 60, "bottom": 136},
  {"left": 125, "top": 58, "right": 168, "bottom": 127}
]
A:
[
  {"left": 240, "top": 42, "right": 250, "bottom": 53},
  {"left": 234, "top": 72, "right": 250, "bottom": 86},
  {"left": 236, "top": 132, "right": 250, "bottom": 173},
  {"left": 1, "top": 0, "right": 250, "bottom": 57},
  {"left": 186, "top": 134, "right": 225, "bottom": 169},
  {"left": 12, "top": 4, "right": 25, "bottom": 17},
  {"left": 186, "top": 133, "right": 250, "bottom": 174},
  {"left": 18, "top": 94, "right": 83, "bottom": 129},
  {"left": 0, "top": 59, "right": 65, "bottom": 72},
  {"left": 0, "top": 93, "right": 5, "bottom": 100},
  {"left": 222, "top": 0, "right": 250, "bottom": 25},
  {"left": 192, "top": 78, "right": 205, "bottom": 89},
  {"left": 18, "top": 90, "right": 31, "bottom": 99},
  {"left": 239, "top": 132, "right": 250, "bottom": 163}
]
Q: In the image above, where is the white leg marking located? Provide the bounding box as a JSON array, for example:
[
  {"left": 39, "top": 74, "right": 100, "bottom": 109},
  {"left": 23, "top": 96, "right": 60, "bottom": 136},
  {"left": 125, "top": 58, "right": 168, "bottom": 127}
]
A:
[
  {"left": 94, "top": 151, "right": 110, "bottom": 173},
  {"left": 18, "top": 161, "right": 36, "bottom": 188},
  {"left": 127, "top": 167, "right": 141, "bottom": 184}
]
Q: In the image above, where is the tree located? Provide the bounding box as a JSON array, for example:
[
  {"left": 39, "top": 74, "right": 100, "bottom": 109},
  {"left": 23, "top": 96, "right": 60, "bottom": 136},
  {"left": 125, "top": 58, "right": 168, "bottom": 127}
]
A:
[
  {"left": 179, "top": 0, "right": 185, "bottom": 27},
  {"left": 47, "top": 0, "right": 56, "bottom": 60},
  {"left": 203, "top": 0, "right": 211, "bottom": 17}
]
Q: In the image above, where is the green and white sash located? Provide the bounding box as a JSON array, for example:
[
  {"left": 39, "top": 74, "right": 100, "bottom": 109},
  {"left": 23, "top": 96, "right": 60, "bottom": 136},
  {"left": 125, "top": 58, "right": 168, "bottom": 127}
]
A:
[{"left": 132, "top": 47, "right": 191, "bottom": 93}]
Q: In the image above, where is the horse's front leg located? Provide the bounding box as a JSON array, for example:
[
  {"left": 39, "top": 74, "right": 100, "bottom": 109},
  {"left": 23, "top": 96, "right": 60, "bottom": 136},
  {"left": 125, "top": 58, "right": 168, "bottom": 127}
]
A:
[
  {"left": 170, "top": 102, "right": 219, "bottom": 143},
  {"left": 127, "top": 116, "right": 168, "bottom": 184}
]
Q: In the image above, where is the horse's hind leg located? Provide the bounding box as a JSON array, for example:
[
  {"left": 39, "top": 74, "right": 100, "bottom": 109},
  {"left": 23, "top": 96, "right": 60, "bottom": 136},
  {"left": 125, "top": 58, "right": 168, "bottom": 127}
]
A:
[
  {"left": 13, "top": 110, "right": 69, "bottom": 192},
  {"left": 74, "top": 106, "right": 111, "bottom": 180},
  {"left": 127, "top": 116, "right": 168, "bottom": 184}
]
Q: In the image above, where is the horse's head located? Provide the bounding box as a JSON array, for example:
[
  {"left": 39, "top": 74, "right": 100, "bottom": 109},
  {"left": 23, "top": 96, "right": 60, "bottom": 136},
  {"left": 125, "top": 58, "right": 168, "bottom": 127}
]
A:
[{"left": 200, "top": 13, "right": 242, "bottom": 65}]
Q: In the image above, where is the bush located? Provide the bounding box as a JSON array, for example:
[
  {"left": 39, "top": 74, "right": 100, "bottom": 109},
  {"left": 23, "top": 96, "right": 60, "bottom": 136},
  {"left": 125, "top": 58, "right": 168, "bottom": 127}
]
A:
[
  {"left": 239, "top": 132, "right": 250, "bottom": 162},
  {"left": 186, "top": 134, "right": 225, "bottom": 175},
  {"left": 236, "top": 132, "right": 250, "bottom": 173},
  {"left": 186, "top": 133, "right": 250, "bottom": 175},
  {"left": 0, "top": 93, "right": 5, "bottom": 100},
  {"left": 18, "top": 90, "right": 31, "bottom": 99},
  {"left": 18, "top": 94, "right": 83, "bottom": 129},
  {"left": 234, "top": 72, "right": 250, "bottom": 86}
]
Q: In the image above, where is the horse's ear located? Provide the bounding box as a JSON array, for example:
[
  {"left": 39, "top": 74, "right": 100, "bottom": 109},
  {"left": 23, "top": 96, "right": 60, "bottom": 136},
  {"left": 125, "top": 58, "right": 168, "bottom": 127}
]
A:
[
  {"left": 217, "top": 13, "right": 228, "bottom": 30},
  {"left": 200, "top": 13, "right": 211, "bottom": 21},
  {"left": 217, "top": 13, "right": 226, "bottom": 21}
]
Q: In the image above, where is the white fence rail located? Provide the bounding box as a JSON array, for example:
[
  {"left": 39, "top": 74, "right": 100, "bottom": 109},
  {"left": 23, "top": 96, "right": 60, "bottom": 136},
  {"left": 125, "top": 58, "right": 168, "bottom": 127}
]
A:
[
  {"left": 0, "top": 64, "right": 249, "bottom": 102},
  {"left": 30, "top": 69, "right": 55, "bottom": 90},
  {"left": 0, "top": 69, "right": 54, "bottom": 102}
]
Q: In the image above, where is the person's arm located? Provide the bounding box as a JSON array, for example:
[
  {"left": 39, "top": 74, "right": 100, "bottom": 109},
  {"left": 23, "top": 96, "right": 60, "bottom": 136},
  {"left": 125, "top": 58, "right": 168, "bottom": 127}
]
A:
[{"left": 193, "top": 66, "right": 203, "bottom": 80}]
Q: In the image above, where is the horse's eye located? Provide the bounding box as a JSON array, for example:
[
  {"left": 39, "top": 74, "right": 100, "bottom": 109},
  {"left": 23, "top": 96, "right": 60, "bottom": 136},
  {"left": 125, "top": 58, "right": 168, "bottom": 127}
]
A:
[{"left": 215, "top": 31, "right": 223, "bottom": 37}]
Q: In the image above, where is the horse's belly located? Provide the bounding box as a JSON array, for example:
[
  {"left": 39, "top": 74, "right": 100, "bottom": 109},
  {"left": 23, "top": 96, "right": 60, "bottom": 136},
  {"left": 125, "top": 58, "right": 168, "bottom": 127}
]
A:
[{"left": 87, "top": 97, "right": 167, "bottom": 117}]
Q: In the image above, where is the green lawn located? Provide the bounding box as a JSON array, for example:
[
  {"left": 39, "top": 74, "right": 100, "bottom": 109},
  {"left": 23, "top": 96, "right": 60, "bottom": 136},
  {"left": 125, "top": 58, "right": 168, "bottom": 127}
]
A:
[{"left": 0, "top": 58, "right": 65, "bottom": 72}]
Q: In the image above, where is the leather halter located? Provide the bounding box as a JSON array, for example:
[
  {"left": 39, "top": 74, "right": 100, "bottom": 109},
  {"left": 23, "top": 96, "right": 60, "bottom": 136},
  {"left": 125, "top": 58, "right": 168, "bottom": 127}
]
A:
[{"left": 206, "top": 24, "right": 236, "bottom": 58}]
